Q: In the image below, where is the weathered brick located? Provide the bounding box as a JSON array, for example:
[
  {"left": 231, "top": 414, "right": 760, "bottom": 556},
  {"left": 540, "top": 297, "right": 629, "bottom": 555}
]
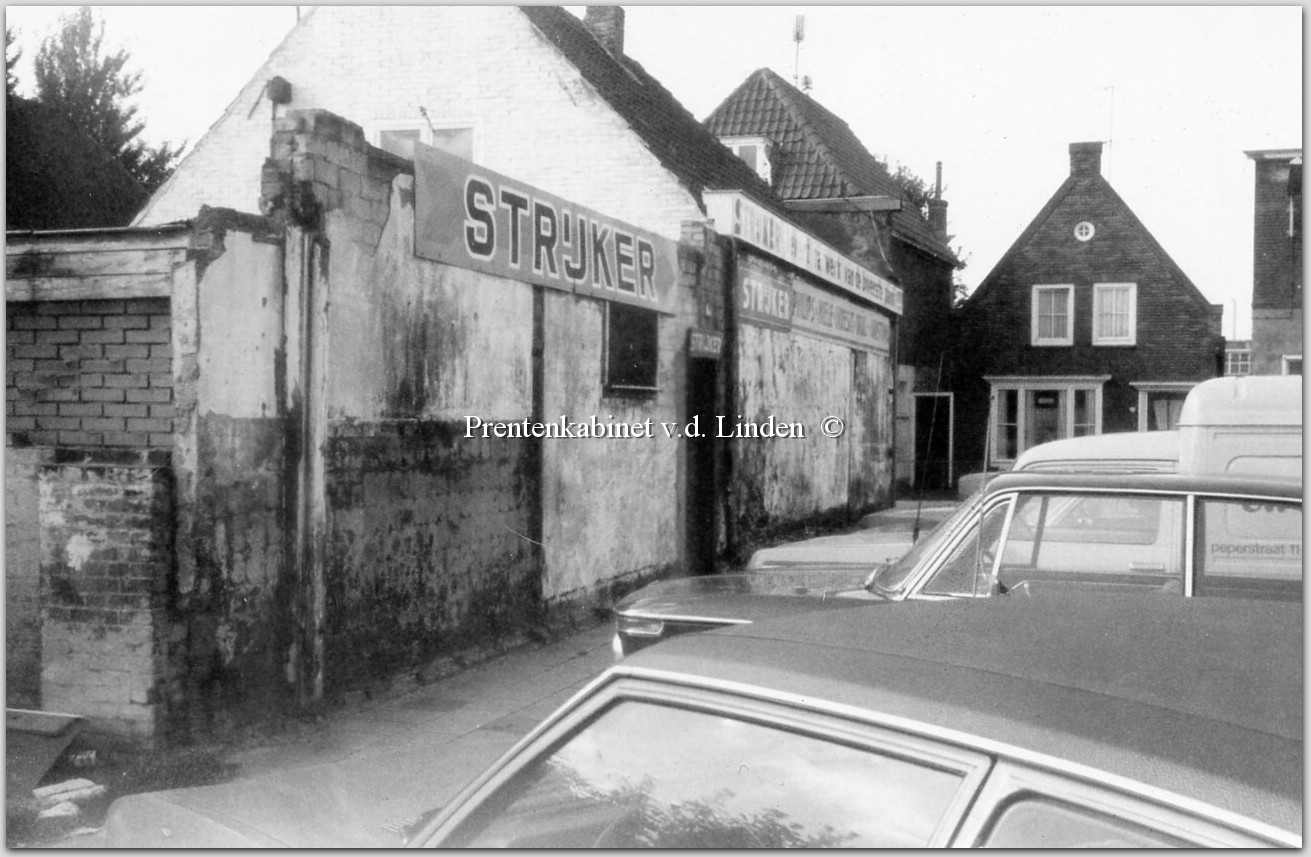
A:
[
  {"left": 82, "top": 387, "right": 126, "bottom": 403},
  {"left": 105, "top": 344, "right": 150, "bottom": 360},
  {"left": 104, "top": 432, "right": 150, "bottom": 447},
  {"left": 103, "top": 315, "right": 150, "bottom": 330},
  {"left": 126, "top": 358, "right": 172, "bottom": 374},
  {"left": 126, "top": 418, "right": 170, "bottom": 433},
  {"left": 125, "top": 328, "right": 171, "bottom": 344},
  {"left": 104, "top": 403, "right": 149, "bottom": 418},
  {"left": 125, "top": 388, "right": 171, "bottom": 404},
  {"left": 103, "top": 374, "right": 149, "bottom": 389},
  {"left": 34, "top": 329, "right": 80, "bottom": 345},
  {"left": 59, "top": 402, "right": 104, "bottom": 417},
  {"left": 81, "top": 328, "right": 126, "bottom": 345},
  {"left": 13, "top": 344, "right": 58, "bottom": 359},
  {"left": 57, "top": 315, "right": 102, "bottom": 330},
  {"left": 10, "top": 314, "right": 58, "bottom": 330}
]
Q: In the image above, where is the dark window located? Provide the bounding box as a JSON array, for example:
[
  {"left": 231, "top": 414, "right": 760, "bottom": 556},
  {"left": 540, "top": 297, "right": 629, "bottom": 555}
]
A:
[
  {"left": 445, "top": 701, "right": 967, "bottom": 848},
  {"left": 605, "top": 303, "right": 659, "bottom": 393},
  {"left": 981, "top": 796, "right": 1188, "bottom": 847}
]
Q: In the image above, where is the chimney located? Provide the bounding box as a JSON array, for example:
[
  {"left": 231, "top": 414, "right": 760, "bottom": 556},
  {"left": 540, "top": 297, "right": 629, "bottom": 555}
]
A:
[
  {"left": 584, "top": 6, "right": 625, "bottom": 55},
  {"left": 927, "top": 160, "right": 949, "bottom": 239},
  {"left": 1069, "top": 141, "right": 1103, "bottom": 178}
]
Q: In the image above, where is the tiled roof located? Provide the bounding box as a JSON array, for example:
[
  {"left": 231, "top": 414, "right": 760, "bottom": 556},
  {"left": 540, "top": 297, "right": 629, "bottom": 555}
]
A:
[
  {"left": 705, "top": 68, "right": 956, "bottom": 264},
  {"left": 519, "top": 7, "right": 790, "bottom": 219}
]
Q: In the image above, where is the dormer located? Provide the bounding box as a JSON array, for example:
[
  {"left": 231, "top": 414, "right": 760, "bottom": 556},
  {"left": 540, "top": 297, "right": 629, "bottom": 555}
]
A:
[{"left": 719, "top": 135, "right": 775, "bottom": 185}]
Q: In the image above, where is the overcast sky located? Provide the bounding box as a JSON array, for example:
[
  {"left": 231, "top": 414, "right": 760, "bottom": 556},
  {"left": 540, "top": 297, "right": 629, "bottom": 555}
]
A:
[{"left": 7, "top": 5, "right": 1301, "bottom": 339}]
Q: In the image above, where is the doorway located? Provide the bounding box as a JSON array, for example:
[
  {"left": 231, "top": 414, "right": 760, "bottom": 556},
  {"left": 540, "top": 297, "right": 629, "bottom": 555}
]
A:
[
  {"left": 685, "top": 358, "right": 719, "bottom": 574},
  {"left": 913, "top": 393, "right": 954, "bottom": 491}
]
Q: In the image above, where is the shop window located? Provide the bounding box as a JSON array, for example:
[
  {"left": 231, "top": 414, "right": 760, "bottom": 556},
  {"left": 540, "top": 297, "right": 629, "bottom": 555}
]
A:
[
  {"left": 988, "top": 380, "right": 1105, "bottom": 464},
  {"left": 1092, "top": 283, "right": 1137, "bottom": 345},
  {"left": 605, "top": 303, "right": 659, "bottom": 394},
  {"left": 1030, "top": 285, "right": 1073, "bottom": 346}
]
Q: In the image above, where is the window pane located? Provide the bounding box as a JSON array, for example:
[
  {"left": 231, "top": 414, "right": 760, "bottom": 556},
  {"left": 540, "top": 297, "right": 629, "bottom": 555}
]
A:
[
  {"left": 378, "top": 128, "right": 421, "bottom": 159},
  {"left": 1195, "top": 499, "right": 1302, "bottom": 600},
  {"left": 997, "top": 493, "right": 1185, "bottom": 592},
  {"left": 432, "top": 127, "right": 474, "bottom": 161},
  {"left": 1035, "top": 289, "right": 1069, "bottom": 340},
  {"left": 1072, "top": 389, "right": 1094, "bottom": 436},
  {"left": 983, "top": 797, "right": 1188, "bottom": 847},
  {"left": 451, "top": 702, "right": 966, "bottom": 848},
  {"left": 1146, "top": 392, "right": 1186, "bottom": 431},
  {"left": 996, "top": 390, "right": 1018, "bottom": 460},
  {"left": 737, "top": 144, "right": 758, "bottom": 172},
  {"left": 923, "top": 501, "right": 1011, "bottom": 596},
  {"left": 606, "top": 303, "right": 659, "bottom": 390},
  {"left": 1024, "top": 389, "right": 1064, "bottom": 449}
]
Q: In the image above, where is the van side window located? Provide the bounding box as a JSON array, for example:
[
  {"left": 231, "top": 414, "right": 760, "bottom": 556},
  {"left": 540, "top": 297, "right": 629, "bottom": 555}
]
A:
[{"left": 1195, "top": 499, "right": 1302, "bottom": 600}]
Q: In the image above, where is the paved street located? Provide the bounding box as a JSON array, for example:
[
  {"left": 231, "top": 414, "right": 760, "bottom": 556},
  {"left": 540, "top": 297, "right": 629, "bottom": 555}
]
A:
[{"left": 39, "top": 497, "right": 954, "bottom": 847}]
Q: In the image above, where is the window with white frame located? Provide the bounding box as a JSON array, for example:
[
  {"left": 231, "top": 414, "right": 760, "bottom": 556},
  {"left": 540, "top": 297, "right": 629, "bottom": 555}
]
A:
[
  {"left": 986, "top": 377, "right": 1107, "bottom": 464},
  {"left": 1093, "top": 282, "right": 1137, "bottom": 345},
  {"left": 1283, "top": 355, "right": 1302, "bottom": 375},
  {"left": 373, "top": 119, "right": 476, "bottom": 162},
  {"left": 1133, "top": 383, "right": 1194, "bottom": 431},
  {"left": 1031, "top": 285, "right": 1073, "bottom": 346},
  {"left": 718, "top": 135, "right": 774, "bottom": 185}
]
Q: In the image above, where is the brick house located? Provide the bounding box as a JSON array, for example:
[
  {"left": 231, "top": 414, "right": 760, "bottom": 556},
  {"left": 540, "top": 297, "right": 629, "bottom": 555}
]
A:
[
  {"left": 1245, "top": 148, "right": 1302, "bottom": 375},
  {"left": 704, "top": 68, "right": 961, "bottom": 490},
  {"left": 7, "top": 7, "right": 901, "bottom": 741},
  {"left": 954, "top": 141, "right": 1223, "bottom": 473}
]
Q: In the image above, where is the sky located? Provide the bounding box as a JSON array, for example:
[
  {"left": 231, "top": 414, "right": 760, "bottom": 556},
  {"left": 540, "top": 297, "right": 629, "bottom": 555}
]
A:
[{"left": 6, "top": 5, "right": 1301, "bottom": 339}]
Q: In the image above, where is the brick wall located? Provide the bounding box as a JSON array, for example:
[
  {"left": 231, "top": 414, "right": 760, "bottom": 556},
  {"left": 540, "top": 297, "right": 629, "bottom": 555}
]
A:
[
  {"left": 7, "top": 299, "right": 174, "bottom": 449},
  {"left": 38, "top": 452, "right": 179, "bottom": 745}
]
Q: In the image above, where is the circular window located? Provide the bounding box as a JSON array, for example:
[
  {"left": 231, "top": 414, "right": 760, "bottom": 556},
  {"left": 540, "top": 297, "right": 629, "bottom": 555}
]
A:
[{"left": 1074, "top": 221, "right": 1095, "bottom": 242}]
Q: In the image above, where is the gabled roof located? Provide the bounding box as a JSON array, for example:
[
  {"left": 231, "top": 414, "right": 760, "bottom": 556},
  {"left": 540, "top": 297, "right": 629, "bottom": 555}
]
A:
[
  {"left": 519, "top": 7, "right": 789, "bottom": 219},
  {"left": 968, "top": 163, "right": 1215, "bottom": 312},
  {"left": 704, "top": 68, "right": 956, "bottom": 264}
]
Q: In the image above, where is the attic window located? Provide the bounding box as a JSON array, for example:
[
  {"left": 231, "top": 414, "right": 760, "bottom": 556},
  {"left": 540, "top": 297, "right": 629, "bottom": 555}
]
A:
[
  {"left": 719, "top": 135, "right": 774, "bottom": 185},
  {"left": 373, "top": 119, "right": 476, "bottom": 162}
]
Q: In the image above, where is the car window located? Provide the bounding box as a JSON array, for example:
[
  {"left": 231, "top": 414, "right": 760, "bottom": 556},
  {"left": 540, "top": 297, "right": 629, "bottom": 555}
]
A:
[
  {"left": 980, "top": 796, "right": 1189, "bottom": 847},
  {"left": 1195, "top": 499, "right": 1302, "bottom": 600},
  {"left": 873, "top": 490, "right": 986, "bottom": 596},
  {"left": 445, "top": 700, "right": 969, "bottom": 848},
  {"left": 922, "top": 501, "right": 1012, "bottom": 596},
  {"left": 993, "top": 493, "right": 1185, "bottom": 593}
]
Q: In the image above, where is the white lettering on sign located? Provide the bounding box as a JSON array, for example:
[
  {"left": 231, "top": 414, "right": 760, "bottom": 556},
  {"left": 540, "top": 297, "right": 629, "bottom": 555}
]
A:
[
  {"left": 416, "top": 144, "right": 680, "bottom": 315},
  {"left": 705, "top": 190, "right": 902, "bottom": 315},
  {"left": 462, "top": 177, "right": 658, "bottom": 300}
]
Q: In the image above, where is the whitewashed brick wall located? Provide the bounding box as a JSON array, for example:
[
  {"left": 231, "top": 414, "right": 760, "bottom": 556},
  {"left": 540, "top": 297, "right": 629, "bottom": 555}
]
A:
[{"left": 137, "top": 7, "right": 702, "bottom": 242}]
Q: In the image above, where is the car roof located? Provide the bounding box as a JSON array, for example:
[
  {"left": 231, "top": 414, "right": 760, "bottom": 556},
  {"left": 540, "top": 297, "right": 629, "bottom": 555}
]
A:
[
  {"left": 619, "top": 594, "right": 1302, "bottom": 835},
  {"left": 976, "top": 469, "right": 1302, "bottom": 498}
]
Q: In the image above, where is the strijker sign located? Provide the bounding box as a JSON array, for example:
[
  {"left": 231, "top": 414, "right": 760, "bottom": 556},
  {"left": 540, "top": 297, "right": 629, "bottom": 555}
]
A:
[
  {"left": 414, "top": 144, "right": 680, "bottom": 315},
  {"left": 737, "top": 257, "right": 891, "bottom": 353}
]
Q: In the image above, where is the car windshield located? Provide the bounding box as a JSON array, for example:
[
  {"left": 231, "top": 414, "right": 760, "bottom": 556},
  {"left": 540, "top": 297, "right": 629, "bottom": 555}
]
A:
[{"left": 869, "top": 491, "right": 985, "bottom": 597}]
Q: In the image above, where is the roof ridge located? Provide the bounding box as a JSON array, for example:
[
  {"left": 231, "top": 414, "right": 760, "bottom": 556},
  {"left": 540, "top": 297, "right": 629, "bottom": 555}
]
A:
[{"left": 758, "top": 69, "right": 858, "bottom": 198}]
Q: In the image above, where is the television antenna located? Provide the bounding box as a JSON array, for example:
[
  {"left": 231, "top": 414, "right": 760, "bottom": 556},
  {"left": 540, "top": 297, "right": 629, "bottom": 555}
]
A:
[{"left": 793, "top": 15, "right": 805, "bottom": 88}]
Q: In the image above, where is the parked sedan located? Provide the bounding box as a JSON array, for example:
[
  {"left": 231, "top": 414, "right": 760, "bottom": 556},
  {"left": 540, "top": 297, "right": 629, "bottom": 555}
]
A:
[
  {"left": 415, "top": 594, "right": 1302, "bottom": 847},
  {"left": 613, "top": 471, "right": 1302, "bottom": 655}
]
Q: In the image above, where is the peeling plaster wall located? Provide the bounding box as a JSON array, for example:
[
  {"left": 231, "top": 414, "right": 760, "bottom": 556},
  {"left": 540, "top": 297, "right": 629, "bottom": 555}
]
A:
[
  {"left": 320, "top": 169, "right": 541, "bottom": 685},
  {"left": 539, "top": 291, "right": 683, "bottom": 601},
  {"left": 174, "top": 220, "right": 292, "bottom": 731}
]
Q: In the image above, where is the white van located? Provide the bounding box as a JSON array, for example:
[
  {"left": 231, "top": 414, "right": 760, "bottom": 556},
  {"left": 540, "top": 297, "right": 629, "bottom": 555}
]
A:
[{"left": 1012, "top": 375, "right": 1301, "bottom": 479}]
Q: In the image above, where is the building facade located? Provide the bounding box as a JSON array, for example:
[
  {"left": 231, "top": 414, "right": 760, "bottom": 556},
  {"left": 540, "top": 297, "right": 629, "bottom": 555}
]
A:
[
  {"left": 1245, "top": 148, "right": 1302, "bottom": 376},
  {"left": 7, "top": 8, "right": 901, "bottom": 741},
  {"left": 704, "top": 69, "right": 960, "bottom": 490},
  {"left": 954, "top": 142, "right": 1223, "bottom": 473}
]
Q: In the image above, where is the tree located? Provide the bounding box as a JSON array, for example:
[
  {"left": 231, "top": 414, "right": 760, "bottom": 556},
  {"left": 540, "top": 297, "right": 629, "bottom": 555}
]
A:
[
  {"left": 33, "top": 6, "right": 181, "bottom": 192},
  {"left": 6, "top": 26, "right": 20, "bottom": 99}
]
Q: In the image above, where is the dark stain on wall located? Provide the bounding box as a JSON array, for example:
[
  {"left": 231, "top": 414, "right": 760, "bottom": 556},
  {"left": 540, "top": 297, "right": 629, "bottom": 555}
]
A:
[{"left": 323, "top": 419, "right": 542, "bottom": 692}]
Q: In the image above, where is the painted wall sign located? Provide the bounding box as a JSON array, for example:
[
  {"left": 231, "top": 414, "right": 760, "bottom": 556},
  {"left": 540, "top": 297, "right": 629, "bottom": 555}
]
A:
[
  {"left": 705, "top": 190, "right": 903, "bottom": 315},
  {"left": 737, "top": 257, "right": 891, "bottom": 353},
  {"left": 688, "top": 328, "right": 724, "bottom": 358},
  {"left": 792, "top": 280, "right": 891, "bottom": 353},
  {"left": 414, "top": 144, "right": 680, "bottom": 315}
]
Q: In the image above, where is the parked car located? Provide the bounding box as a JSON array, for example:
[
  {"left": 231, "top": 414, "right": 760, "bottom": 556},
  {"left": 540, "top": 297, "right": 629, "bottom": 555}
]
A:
[
  {"left": 415, "top": 595, "right": 1303, "bottom": 848},
  {"left": 613, "top": 470, "right": 1302, "bottom": 655}
]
